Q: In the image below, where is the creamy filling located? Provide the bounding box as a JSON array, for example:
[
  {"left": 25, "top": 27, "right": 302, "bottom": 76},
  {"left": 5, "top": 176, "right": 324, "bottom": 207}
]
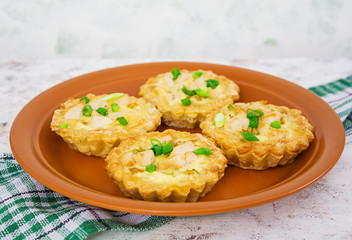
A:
[
  {"left": 221, "top": 103, "right": 293, "bottom": 139},
  {"left": 161, "top": 71, "right": 226, "bottom": 106},
  {"left": 62, "top": 94, "right": 144, "bottom": 130},
  {"left": 123, "top": 139, "right": 209, "bottom": 176}
]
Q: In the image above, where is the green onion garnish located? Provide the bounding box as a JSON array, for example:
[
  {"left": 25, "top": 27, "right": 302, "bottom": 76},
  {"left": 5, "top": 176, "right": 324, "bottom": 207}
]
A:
[
  {"left": 150, "top": 139, "right": 173, "bottom": 156},
  {"left": 227, "top": 104, "right": 234, "bottom": 110},
  {"left": 247, "top": 110, "right": 264, "bottom": 118},
  {"left": 246, "top": 110, "right": 264, "bottom": 129},
  {"left": 162, "top": 141, "right": 173, "bottom": 155},
  {"left": 205, "top": 79, "right": 220, "bottom": 89},
  {"left": 100, "top": 93, "right": 124, "bottom": 101},
  {"left": 80, "top": 96, "right": 90, "bottom": 104},
  {"left": 171, "top": 67, "right": 181, "bottom": 80},
  {"left": 146, "top": 163, "right": 156, "bottom": 173},
  {"left": 82, "top": 105, "right": 93, "bottom": 117},
  {"left": 193, "top": 169, "right": 200, "bottom": 174},
  {"left": 116, "top": 116, "right": 128, "bottom": 126},
  {"left": 194, "top": 87, "right": 211, "bottom": 97},
  {"left": 182, "top": 85, "right": 196, "bottom": 96},
  {"left": 248, "top": 118, "right": 258, "bottom": 128},
  {"left": 150, "top": 145, "right": 163, "bottom": 156},
  {"left": 111, "top": 103, "right": 119, "bottom": 112},
  {"left": 59, "top": 123, "right": 68, "bottom": 129},
  {"left": 271, "top": 120, "right": 281, "bottom": 129},
  {"left": 181, "top": 97, "right": 191, "bottom": 106},
  {"left": 240, "top": 132, "right": 260, "bottom": 141},
  {"left": 132, "top": 149, "right": 139, "bottom": 154},
  {"left": 214, "top": 113, "right": 225, "bottom": 127},
  {"left": 96, "top": 107, "right": 108, "bottom": 116},
  {"left": 192, "top": 71, "right": 203, "bottom": 79},
  {"left": 150, "top": 138, "right": 162, "bottom": 146},
  {"left": 193, "top": 147, "right": 212, "bottom": 155}
]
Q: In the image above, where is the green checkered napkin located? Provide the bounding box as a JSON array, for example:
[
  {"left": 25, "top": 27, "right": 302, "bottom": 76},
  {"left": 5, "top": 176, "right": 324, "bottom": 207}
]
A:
[
  {"left": 1, "top": 76, "right": 351, "bottom": 240},
  {"left": 309, "top": 75, "right": 352, "bottom": 143},
  {"left": 0, "top": 154, "right": 173, "bottom": 240}
]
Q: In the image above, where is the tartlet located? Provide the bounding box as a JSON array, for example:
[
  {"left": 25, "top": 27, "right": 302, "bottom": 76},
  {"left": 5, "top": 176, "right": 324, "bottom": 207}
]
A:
[
  {"left": 50, "top": 93, "right": 161, "bottom": 157},
  {"left": 139, "top": 69, "right": 240, "bottom": 128},
  {"left": 200, "top": 101, "right": 315, "bottom": 170},
  {"left": 105, "top": 129, "right": 228, "bottom": 202}
]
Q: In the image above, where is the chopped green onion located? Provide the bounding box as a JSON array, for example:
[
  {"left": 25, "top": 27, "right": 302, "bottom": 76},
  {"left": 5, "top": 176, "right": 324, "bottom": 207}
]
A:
[
  {"left": 194, "top": 87, "right": 211, "bottom": 97},
  {"left": 82, "top": 105, "right": 93, "bottom": 117},
  {"left": 248, "top": 118, "right": 258, "bottom": 128},
  {"left": 271, "top": 120, "right": 281, "bottom": 129},
  {"left": 146, "top": 163, "right": 156, "bottom": 173},
  {"left": 192, "top": 169, "right": 200, "bottom": 174},
  {"left": 100, "top": 93, "right": 124, "bottom": 101},
  {"left": 150, "top": 145, "right": 163, "bottom": 156},
  {"left": 214, "top": 113, "right": 225, "bottom": 127},
  {"left": 240, "top": 132, "right": 260, "bottom": 141},
  {"left": 150, "top": 138, "right": 162, "bottom": 146},
  {"left": 132, "top": 149, "right": 139, "bottom": 154},
  {"left": 205, "top": 79, "right": 220, "bottom": 89},
  {"left": 193, "top": 147, "right": 212, "bottom": 155},
  {"left": 80, "top": 96, "right": 90, "bottom": 104},
  {"left": 227, "top": 104, "right": 234, "bottom": 111},
  {"left": 182, "top": 85, "right": 196, "bottom": 96},
  {"left": 247, "top": 110, "right": 264, "bottom": 118},
  {"left": 181, "top": 97, "right": 191, "bottom": 106},
  {"left": 192, "top": 71, "right": 203, "bottom": 79},
  {"left": 59, "top": 123, "right": 68, "bottom": 129},
  {"left": 96, "top": 107, "right": 108, "bottom": 116},
  {"left": 171, "top": 67, "right": 181, "bottom": 80},
  {"left": 116, "top": 116, "right": 128, "bottom": 126},
  {"left": 162, "top": 141, "right": 173, "bottom": 155},
  {"left": 111, "top": 103, "right": 119, "bottom": 112}
]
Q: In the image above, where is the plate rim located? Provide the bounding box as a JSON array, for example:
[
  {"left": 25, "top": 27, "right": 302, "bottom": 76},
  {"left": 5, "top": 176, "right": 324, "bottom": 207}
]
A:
[{"left": 10, "top": 61, "right": 345, "bottom": 216}]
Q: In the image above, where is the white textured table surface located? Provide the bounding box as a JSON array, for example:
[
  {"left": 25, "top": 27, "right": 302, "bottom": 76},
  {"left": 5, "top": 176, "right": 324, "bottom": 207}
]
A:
[{"left": 1, "top": 58, "right": 351, "bottom": 239}]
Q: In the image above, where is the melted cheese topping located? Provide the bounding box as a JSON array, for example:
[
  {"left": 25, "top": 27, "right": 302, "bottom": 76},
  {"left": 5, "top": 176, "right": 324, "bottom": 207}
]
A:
[
  {"left": 62, "top": 94, "right": 150, "bottom": 130},
  {"left": 221, "top": 101, "right": 304, "bottom": 141},
  {"left": 149, "top": 70, "right": 238, "bottom": 107},
  {"left": 121, "top": 139, "right": 212, "bottom": 182}
]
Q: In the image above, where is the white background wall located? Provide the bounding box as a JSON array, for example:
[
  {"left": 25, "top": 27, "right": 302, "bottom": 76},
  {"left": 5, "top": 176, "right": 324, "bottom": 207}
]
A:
[{"left": 1, "top": 0, "right": 352, "bottom": 60}]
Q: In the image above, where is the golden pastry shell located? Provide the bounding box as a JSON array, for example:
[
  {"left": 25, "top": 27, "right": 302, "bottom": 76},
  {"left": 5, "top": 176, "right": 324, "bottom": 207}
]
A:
[
  {"left": 139, "top": 69, "right": 240, "bottom": 128},
  {"left": 200, "top": 101, "right": 315, "bottom": 170},
  {"left": 50, "top": 93, "right": 161, "bottom": 157},
  {"left": 105, "top": 129, "right": 228, "bottom": 202}
]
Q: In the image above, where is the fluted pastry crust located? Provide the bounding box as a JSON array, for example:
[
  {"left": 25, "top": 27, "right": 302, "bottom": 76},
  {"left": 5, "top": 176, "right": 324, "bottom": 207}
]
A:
[
  {"left": 50, "top": 93, "right": 161, "bottom": 157},
  {"left": 139, "top": 69, "right": 240, "bottom": 128},
  {"left": 105, "top": 129, "right": 228, "bottom": 202},
  {"left": 200, "top": 101, "right": 315, "bottom": 170}
]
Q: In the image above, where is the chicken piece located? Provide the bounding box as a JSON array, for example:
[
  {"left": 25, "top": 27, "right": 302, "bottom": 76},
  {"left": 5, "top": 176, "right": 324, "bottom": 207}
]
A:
[
  {"left": 158, "top": 135, "right": 173, "bottom": 144},
  {"left": 64, "top": 103, "right": 84, "bottom": 119},
  {"left": 185, "top": 151, "right": 197, "bottom": 164},
  {"left": 224, "top": 112, "right": 249, "bottom": 133},
  {"left": 120, "top": 152, "right": 134, "bottom": 166},
  {"left": 195, "top": 76, "right": 206, "bottom": 88},
  {"left": 90, "top": 100, "right": 108, "bottom": 111},
  {"left": 248, "top": 101, "right": 266, "bottom": 112},
  {"left": 89, "top": 116, "right": 112, "bottom": 128},
  {"left": 163, "top": 73, "right": 175, "bottom": 88},
  {"left": 170, "top": 141, "right": 195, "bottom": 158},
  {"left": 158, "top": 154, "right": 187, "bottom": 170},
  {"left": 116, "top": 95, "right": 130, "bottom": 107},
  {"left": 134, "top": 150, "right": 155, "bottom": 166}
]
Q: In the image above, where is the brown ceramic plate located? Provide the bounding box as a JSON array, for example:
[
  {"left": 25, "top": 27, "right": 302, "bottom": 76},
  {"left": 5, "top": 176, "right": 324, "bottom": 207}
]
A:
[{"left": 10, "top": 62, "right": 345, "bottom": 216}]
